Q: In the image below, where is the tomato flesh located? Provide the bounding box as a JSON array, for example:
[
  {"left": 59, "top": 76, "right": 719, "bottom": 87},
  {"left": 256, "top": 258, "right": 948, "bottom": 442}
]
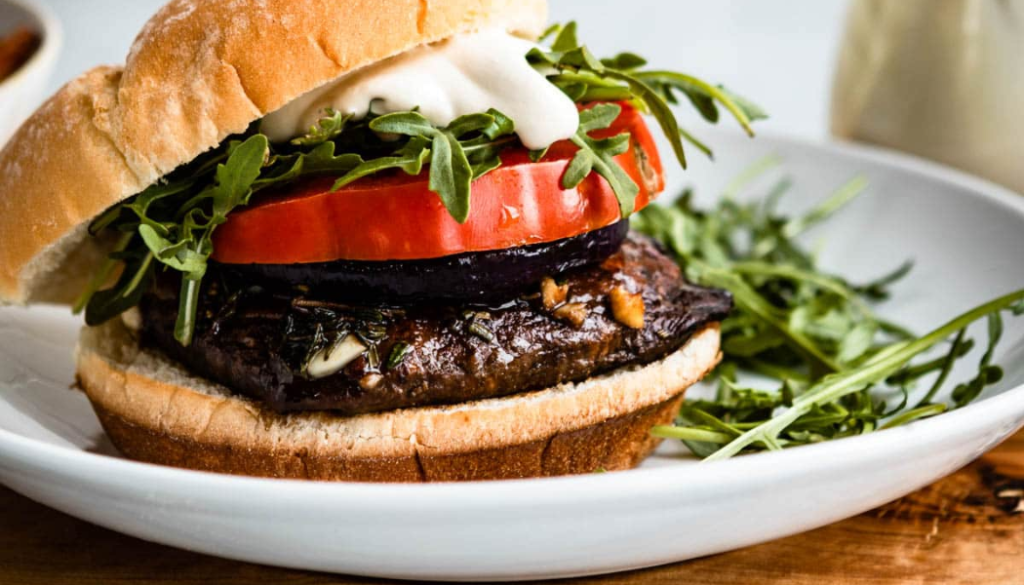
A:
[{"left": 212, "top": 103, "right": 664, "bottom": 264}]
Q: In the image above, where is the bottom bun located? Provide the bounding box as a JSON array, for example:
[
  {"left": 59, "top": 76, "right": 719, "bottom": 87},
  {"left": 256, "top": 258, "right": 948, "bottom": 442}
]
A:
[{"left": 76, "top": 319, "right": 721, "bottom": 482}]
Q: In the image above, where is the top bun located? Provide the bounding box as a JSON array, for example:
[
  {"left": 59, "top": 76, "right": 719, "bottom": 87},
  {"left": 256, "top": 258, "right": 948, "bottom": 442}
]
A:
[{"left": 0, "top": 0, "right": 547, "bottom": 305}]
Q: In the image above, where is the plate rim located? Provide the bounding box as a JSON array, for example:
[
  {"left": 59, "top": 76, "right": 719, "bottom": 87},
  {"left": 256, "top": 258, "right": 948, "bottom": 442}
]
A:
[{"left": 2, "top": 132, "right": 1024, "bottom": 510}]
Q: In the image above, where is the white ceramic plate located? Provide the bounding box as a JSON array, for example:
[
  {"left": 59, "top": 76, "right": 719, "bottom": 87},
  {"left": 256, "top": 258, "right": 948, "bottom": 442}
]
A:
[{"left": 2, "top": 132, "right": 1023, "bottom": 581}]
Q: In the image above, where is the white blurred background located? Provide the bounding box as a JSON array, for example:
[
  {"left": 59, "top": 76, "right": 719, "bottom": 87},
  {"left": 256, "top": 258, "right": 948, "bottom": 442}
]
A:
[{"left": 39, "top": 0, "right": 849, "bottom": 140}]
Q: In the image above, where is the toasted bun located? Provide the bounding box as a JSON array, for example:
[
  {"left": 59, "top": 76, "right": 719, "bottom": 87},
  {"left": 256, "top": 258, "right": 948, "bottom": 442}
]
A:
[
  {"left": 0, "top": 0, "right": 548, "bottom": 305},
  {"left": 76, "top": 319, "right": 721, "bottom": 482}
]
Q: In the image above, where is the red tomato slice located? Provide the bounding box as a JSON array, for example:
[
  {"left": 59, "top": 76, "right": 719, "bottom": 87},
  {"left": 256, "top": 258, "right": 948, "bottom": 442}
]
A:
[{"left": 212, "top": 103, "right": 664, "bottom": 264}]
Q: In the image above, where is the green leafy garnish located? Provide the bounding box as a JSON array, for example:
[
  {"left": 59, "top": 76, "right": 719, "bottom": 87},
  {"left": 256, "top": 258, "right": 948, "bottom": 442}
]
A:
[
  {"left": 529, "top": 25, "right": 767, "bottom": 168},
  {"left": 654, "top": 291, "right": 1023, "bottom": 461},
  {"left": 291, "top": 108, "right": 351, "bottom": 147},
  {"left": 636, "top": 163, "right": 1023, "bottom": 460},
  {"left": 82, "top": 134, "right": 270, "bottom": 346},
  {"left": 77, "top": 21, "right": 763, "bottom": 345},
  {"left": 386, "top": 342, "right": 413, "bottom": 371},
  {"left": 362, "top": 111, "right": 499, "bottom": 222},
  {"left": 563, "top": 103, "right": 639, "bottom": 216}
]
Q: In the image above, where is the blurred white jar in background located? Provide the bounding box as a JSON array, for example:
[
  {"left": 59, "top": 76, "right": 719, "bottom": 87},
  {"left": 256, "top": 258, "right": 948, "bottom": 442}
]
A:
[{"left": 831, "top": 0, "right": 1024, "bottom": 194}]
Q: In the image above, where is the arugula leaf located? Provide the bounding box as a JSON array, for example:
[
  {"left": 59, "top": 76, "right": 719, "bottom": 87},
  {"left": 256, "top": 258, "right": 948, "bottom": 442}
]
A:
[
  {"left": 639, "top": 167, "right": 1023, "bottom": 460},
  {"left": 601, "top": 52, "right": 648, "bottom": 71},
  {"left": 951, "top": 313, "right": 1005, "bottom": 407},
  {"left": 120, "top": 180, "right": 197, "bottom": 234},
  {"left": 550, "top": 21, "right": 579, "bottom": 52},
  {"left": 174, "top": 134, "right": 268, "bottom": 345},
  {"left": 479, "top": 108, "right": 515, "bottom": 140},
  {"left": 211, "top": 134, "right": 268, "bottom": 216},
  {"left": 606, "top": 70, "right": 689, "bottom": 169},
  {"left": 83, "top": 247, "right": 154, "bottom": 327},
  {"left": 563, "top": 103, "right": 639, "bottom": 216},
  {"left": 291, "top": 108, "right": 351, "bottom": 147},
  {"left": 259, "top": 142, "right": 363, "bottom": 188},
  {"left": 529, "top": 22, "right": 764, "bottom": 171},
  {"left": 82, "top": 134, "right": 269, "bottom": 345},
  {"left": 633, "top": 71, "right": 761, "bottom": 136},
  {"left": 431, "top": 131, "right": 474, "bottom": 223},
  {"left": 471, "top": 156, "right": 503, "bottom": 180},
  {"left": 368, "top": 111, "right": 435, "bottom": 136},
  {"left": 138, "top": 224, "right": 203, "bottom": 273},
  {"left": 367, "top": 111, "right": 488, "bottom": 223},
  {"left": 538, "top": 23, "right": 563, "bottom": 44},
  {"left": 331, "top": 148, "right": 430, "bottom": 191},
  {"left": 717, "top": 85, "right": 769, "bottom": 124},
  {"left": 445, "top": 113, "right": 496, "bottom": 137},
  {"left": 578, "top": 102, "right": 621, "bottom": 133}
]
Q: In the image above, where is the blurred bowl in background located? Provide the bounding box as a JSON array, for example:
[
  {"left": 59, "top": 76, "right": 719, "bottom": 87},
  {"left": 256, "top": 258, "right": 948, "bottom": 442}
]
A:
[{"left": 0, "top": 0, "right": 61, "bottom": 148}]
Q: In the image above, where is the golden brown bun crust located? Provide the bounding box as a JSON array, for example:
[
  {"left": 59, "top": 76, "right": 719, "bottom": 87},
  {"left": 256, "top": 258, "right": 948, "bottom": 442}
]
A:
[
  {"left": 93, "top": 394, "right": 684, "bottom": 482},
  {"left": 0, "top": 67, "right": 138, "bottom": 305},
  {"left": 76, "top": 319, "right": 721, "bottom": 482},
  {"left": 0, "top": 0, "right": 547, "bottom": 304}
]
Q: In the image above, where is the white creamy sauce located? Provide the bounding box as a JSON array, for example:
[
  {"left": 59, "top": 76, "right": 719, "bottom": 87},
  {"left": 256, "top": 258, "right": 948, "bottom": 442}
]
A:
[{"left": 261, "top": 30, "right": 580, "bottom": 151}]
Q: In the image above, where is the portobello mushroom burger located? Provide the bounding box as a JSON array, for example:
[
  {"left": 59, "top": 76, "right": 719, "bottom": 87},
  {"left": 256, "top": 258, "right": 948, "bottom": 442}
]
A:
[{"left": 0, "top": 0, "right": 763, "bottom": 481}]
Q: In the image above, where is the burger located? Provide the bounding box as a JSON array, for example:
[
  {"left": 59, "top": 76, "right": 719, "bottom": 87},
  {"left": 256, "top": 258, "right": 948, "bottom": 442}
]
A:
[{"left": 0, "top": 0, "right": 756, "bottom": 481}]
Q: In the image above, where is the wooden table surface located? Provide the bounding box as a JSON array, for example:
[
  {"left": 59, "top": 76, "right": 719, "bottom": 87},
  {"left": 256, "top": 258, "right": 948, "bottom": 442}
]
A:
[{"left": 3, "top": 431, "right": 1022, "bottom": 585}]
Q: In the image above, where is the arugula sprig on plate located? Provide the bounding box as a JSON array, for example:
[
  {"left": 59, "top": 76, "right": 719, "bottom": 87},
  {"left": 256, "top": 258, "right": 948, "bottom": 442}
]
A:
[
  {"left": 76, "top": 21, "right": 763, "bottom": 347},
  {"left": 635, "top": 161, "right": 1024, "bottom": 460}
]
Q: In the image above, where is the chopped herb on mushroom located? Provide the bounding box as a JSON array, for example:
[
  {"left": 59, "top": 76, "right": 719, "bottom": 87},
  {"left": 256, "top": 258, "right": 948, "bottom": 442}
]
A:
[
  {"left": 469, "top": 320, "right": 497, "bottom": 342},
  {"left": 386, "top": 342, "right": 413, "bottom": 371}
]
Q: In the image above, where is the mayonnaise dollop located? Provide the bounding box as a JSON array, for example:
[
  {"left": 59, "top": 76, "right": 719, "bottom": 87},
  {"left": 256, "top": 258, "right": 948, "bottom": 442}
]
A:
[{"left": 261, "top": 30, "right": 580, "bottom": 151}]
